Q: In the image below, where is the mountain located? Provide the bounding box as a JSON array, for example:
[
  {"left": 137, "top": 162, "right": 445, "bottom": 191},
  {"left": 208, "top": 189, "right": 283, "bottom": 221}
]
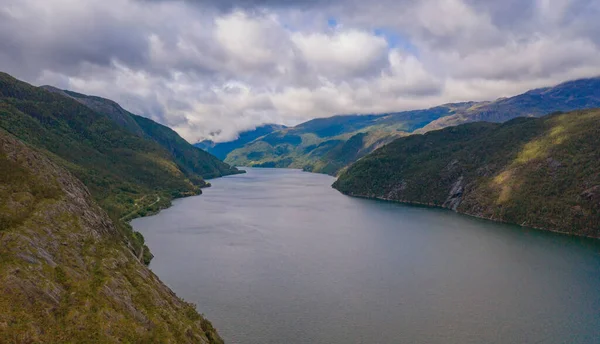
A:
[
  {"left": 43, "top": 87, "right": 241, "bottom": 179},
  {"left": 195, "top": 124, "right": 286, "bottom": 160},
  {"left": 0, "top": 128, "right": 222, "bottom": 343},
  {"left": 225, "top": 103, "right": 472, "bottom": 174},
  {"left": 418, "top": 77, "right": 600, "bottom": 132},
  {"left": 334, "top": 109, "right": 600, "bottom": 238},
  {"left": 0, "top": 72, "right": 241, "bottom": 222},
  {"left": 0, "top": 71, "right": 244, "bottom": 266},
  {"left": 0, "top": 72, "right": 230, "bottom": 340},
  {"left": 226, "top": 77, "right": 600, "bottom": 175}
]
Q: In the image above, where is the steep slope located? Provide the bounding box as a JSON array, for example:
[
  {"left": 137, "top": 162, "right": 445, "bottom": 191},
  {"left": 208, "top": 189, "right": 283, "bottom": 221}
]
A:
[
  {"left": 0, "top": 129, "right": 223, "bottom": 343},
  {"left": 129, "top": 114, "right": 241, "bottom": 179},
  {"left": 195, "top": 124, "right": 286, "bottom": 160},
  {"left": 225, "top": 103, "right": 466, "bottom": 174},
  {"left": 227, "top": 77, "right": 600, "bottom": 176},
  {"left": 0, "top": 72, "right": 238, "bottom": 223},
  {"left": 334, "top": 109, "right": 600, "bottom": 238},
  {"left": 44, "top": 87, "right": 241, "bottom": 179},
  {"left": 41, "top": 86, "right": 147, "bottom": 136}
]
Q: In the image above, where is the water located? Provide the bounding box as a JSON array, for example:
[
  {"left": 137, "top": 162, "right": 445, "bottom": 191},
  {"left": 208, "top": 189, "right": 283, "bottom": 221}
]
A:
[{"left": 132, "top": 168, "right": 600, "bottom": 344}]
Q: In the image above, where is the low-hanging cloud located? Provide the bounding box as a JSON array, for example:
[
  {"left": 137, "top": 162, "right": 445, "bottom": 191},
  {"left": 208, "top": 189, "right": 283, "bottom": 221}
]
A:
[{"left": 1, "top": 0, "right": 599, "bottom": 142}]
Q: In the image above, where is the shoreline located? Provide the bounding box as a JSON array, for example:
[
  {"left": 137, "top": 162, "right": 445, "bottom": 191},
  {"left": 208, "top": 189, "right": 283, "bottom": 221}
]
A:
[{"left": 338, "top": 191, "right": 600, "bottom": 241}]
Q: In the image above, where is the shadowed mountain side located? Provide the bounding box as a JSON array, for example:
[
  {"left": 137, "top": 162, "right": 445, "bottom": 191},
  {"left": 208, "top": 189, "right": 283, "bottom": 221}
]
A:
[{"left": 334, "top": 109, "right": 600, "bottom": 238}]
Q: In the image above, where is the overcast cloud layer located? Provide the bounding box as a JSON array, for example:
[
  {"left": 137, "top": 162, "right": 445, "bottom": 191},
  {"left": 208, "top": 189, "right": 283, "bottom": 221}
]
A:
[{"left": 1, "top": 0, "right": 599, "bottom": 142}]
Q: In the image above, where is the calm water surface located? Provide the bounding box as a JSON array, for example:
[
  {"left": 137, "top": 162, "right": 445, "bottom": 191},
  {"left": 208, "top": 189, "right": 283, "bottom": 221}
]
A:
[{"left": 132, "top": 168, "right": 600, "bottom": 344}]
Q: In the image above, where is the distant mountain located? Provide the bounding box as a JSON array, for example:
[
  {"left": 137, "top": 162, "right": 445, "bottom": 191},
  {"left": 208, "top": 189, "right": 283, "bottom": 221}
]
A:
[
  {"left": 226, "top": 77, "right": 600, "bottom": 175},
  {"left": 334, "top": 109, "right": 600, "bottom": 238},
  {"left": 418, "top": 77, "right": 600, "bottom": 132},
  {"left": 195, "top": 124, "right": 286, "bottom": 160},
  {"left": 225, "top": 103, "right": 472, "bottom": 174}
]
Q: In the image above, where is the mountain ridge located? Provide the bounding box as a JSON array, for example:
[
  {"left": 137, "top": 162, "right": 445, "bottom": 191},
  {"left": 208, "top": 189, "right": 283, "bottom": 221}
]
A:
[
  {"left": 42, "top": 85, "right": 242, "bottom": 179},
  {"left": 0, "top": 71, "right": 241, "bottom": 264},
  {"left": 225, "top": 77, "right": 600, "bottom": 175}
]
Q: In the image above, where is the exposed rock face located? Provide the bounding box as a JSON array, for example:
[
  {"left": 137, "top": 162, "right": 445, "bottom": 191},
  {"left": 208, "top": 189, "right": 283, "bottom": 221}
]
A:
[
  {"left": 443, "top": 176, "right": 465, "bottom": 211},
  {"left": 581, "top": 186, "right": 600, "bottom": 204},
  {"left": 0, "top": 130, "right": 223, "bottom": 343},
  {"left": 386, "top": 180, "right": 407, "bottom": 200}
]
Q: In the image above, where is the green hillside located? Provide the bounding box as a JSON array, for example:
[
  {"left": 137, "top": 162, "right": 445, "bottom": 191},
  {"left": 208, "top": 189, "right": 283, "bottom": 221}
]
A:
[
  {"left": 0, "top": 73, "right": 240, "bottom": 221},
  {"left": 226, "top": 77, "right": 600, "bottom": 176},
  {"left": 0, "top": 128, "right": 223, "bottom": 343},
  {"left": 334, "top": 109, "right": 600, "bottom": 238},
  {"left": 45, "top": 86, "right": 241, "bottom": 179}
]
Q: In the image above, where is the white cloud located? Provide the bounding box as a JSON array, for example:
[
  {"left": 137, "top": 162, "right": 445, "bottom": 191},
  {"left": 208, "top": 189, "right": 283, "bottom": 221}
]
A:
[
  {"left": 291, "top": 29, "right": 388, "bottom": 78},
  {"left": 1, "top": 0, "right": 599, "bottom": 142}
]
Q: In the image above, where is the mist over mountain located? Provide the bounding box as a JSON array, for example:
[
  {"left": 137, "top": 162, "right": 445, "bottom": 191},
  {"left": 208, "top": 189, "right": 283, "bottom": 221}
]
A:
[
  {"left": 195, "top": 124, "right": 286, "bottom": 160},
  {"left": 225, "top": 77, "right": 600, "bottom": 175}
]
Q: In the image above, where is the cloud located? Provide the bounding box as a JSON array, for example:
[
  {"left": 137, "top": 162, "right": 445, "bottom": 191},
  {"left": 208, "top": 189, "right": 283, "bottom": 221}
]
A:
[{"left": 0, "top": 0, "right": 599, "bottom": 143}]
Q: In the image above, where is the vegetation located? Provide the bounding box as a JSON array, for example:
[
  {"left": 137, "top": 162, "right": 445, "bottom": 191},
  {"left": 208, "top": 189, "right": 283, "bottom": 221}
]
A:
[
  {"left": 334, "top": 109, "right": 600, "bottom": 238},
  {"left": 226, "top": 77, "right": 600, "bottom": 176},
  {"left": 0, "top": 129, "right": 223, "bottom": 343},
  {"left": 51, "top": 87, "right": 241, "bottom": 179},
  {"left": 224, "top": 105, "right": 454, "bottom": 174}
]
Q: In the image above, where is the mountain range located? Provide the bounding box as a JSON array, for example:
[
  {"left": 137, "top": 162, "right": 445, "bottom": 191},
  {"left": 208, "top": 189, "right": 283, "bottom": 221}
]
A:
[
  {"left": 223, "top": 77, "right": 600, "bottom": 175},
  {"left": 195, "top": 124, "right": 286, "bottom": 160}
]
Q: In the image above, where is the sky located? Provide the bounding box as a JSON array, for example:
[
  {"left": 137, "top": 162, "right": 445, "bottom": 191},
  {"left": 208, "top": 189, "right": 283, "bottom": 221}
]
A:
[{"left": 1, "top": 0, "right": 599, "bottom": 143}]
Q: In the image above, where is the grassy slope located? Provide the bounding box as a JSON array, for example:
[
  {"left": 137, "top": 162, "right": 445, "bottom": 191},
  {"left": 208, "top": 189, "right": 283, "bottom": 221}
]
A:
[
  {"left": 0, "top": 73, "right": 243, "bottom": 263},
  {"left": 227, "top": 77, "right": 600, "bottom": 176},
  {"left": 0, "top": 129, "right": 223, "bottom": 343},
  {"left": 334, "top": 109, "right": 600, "bottom": 238}
]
